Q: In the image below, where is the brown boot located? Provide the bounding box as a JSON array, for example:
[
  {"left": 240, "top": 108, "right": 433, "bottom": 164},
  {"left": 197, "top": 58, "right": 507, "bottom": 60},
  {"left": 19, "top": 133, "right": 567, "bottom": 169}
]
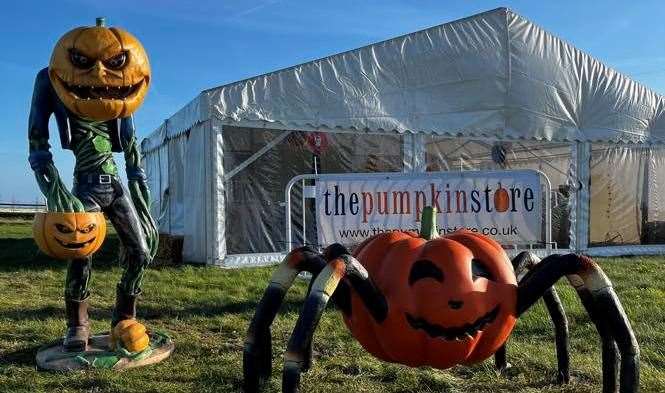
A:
[
  {"left": 63, "top": 298, "right": 90, "bottom": 352},
  {"left": 112, "top": 286, "right": 139, "bottom": 327}
]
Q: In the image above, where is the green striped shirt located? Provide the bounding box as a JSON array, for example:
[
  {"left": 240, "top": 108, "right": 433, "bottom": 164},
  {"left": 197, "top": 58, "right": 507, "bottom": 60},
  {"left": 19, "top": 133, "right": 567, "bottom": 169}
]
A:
[{"left": 69, "top": 116, "right": 118, "bottom": 175}]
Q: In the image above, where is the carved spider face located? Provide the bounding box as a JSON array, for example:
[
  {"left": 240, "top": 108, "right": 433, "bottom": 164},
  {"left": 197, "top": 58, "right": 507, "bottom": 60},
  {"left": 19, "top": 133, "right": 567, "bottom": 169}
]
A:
[
  {"left": 48, "top": 24, "right": 150, "bottom": 121},
  {"left": 33, "top": 212, "right": 107, "bottom": 260},
  {"left": 343, "top": 230, "right": 517, "bottom": 369}
]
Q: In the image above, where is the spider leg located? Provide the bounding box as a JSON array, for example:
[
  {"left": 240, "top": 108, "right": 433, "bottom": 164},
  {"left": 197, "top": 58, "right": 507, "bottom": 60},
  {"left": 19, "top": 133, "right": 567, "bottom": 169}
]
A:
[
  {"left": 542, "top": 285, "right": 570, "bottom": 383},
  {"left": 283, "top": 244, "right": 387, "bottom": 393},
  {"left": 300, "top": 270, "right": 354, "bottom": 372},
  {"left": 495, "top": 252, "right": 570, "bottom": 383},
  {"left": 494, "top": 345, "right": 509, "bottom": 373},
  {"left": 517, "top": 253, "right": 639, "bottom": 393},
  {"left": 243, "top": 247, "right": 327, "bottom": 393}
]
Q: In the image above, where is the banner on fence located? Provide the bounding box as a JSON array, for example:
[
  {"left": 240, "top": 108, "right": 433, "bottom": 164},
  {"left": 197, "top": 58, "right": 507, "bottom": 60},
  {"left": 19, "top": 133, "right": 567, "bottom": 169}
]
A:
[{"left": 315, "top": 171, "right": 542, "bottom": 246}]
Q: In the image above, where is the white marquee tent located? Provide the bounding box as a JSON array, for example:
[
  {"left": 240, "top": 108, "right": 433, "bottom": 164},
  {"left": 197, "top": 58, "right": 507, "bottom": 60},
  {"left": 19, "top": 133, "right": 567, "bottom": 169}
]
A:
[{"left": 142, "top": 7, "right": 665, "bottom": 266}]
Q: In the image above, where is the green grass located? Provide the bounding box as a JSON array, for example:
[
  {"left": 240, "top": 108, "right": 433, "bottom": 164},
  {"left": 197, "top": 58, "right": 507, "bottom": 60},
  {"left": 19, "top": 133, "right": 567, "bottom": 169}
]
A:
[{"left": 0, "top": 219, "right": 664, "bottom": 392}]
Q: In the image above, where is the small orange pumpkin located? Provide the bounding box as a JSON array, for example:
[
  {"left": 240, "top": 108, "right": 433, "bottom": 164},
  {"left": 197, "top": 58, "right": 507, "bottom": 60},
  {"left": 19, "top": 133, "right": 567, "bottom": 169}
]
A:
[
  {"left": 344, "top": 216, "right": 517, "bottom": 369},
  {"left": 33, "top": 212, "right": 106, "bottom": 260},
  {"left": 494, "top": 182, "right": 510, "bottom": 213},
  {"left": 111, "top": 319, "right": 150, "bottom": 353},
  {"left": 48, "top": 19, "right": 150, "bottom": 121}
]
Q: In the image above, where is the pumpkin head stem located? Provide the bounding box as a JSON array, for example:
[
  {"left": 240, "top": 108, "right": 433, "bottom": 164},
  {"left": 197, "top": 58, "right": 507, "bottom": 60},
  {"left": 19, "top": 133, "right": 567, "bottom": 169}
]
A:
[
  {"left": 419, "top": 206, "right": 439, "bottom": 240},
  {"left": 96, "top": 17, "right": 106, "bottom": 27}
]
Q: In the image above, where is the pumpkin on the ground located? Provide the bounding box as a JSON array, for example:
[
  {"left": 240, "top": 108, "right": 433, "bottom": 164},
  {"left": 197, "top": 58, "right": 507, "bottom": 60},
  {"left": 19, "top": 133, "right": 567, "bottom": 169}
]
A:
[
  {"left": 343, "top": 209, "right": 517, "bottom": 369},
  {"left": 111, "top": 319, "right": 150, "bottom": 353},
  {"left": 33, "top": 212, "right": 106, "bottom": 260}
]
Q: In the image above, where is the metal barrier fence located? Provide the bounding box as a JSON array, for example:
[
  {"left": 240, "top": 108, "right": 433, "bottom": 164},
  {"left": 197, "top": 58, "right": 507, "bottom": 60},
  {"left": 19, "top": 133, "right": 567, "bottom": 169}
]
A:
[{"left": 0, "top": 203, "right": 46, "bottom": 214}]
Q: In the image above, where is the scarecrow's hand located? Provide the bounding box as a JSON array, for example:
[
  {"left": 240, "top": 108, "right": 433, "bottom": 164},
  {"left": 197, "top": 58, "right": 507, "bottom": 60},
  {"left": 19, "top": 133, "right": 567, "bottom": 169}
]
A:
[
  {"left": 126, "top": 166, "right": 151, "bottom": 206},
  {"left": 29, "top": 150, "right": 53, "bottom": 175}
]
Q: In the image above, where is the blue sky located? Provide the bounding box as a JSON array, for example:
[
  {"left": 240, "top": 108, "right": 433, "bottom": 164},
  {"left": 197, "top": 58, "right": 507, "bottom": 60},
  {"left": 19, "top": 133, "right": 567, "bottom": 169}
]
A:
[{"left": 1, "top": 0, "right": 665, "bottom": 202}]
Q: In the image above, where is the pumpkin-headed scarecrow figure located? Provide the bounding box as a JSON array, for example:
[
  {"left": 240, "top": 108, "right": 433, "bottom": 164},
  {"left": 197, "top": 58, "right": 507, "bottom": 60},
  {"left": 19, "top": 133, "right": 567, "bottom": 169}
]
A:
[{"left": 28, "top": 18, "right": 157, "bottom": 354}]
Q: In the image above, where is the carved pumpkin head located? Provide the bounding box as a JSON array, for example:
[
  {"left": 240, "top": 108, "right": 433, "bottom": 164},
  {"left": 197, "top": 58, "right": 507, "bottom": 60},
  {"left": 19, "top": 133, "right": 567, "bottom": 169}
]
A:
[
  {"left": 48, "top": 18, "right": 150, "bottom": 121},
  {"left": 33, "top": 212, "right": 106, "bottom": 260},
  {"left": 344, "top": 209, "right": 517, "bottom": 369}
]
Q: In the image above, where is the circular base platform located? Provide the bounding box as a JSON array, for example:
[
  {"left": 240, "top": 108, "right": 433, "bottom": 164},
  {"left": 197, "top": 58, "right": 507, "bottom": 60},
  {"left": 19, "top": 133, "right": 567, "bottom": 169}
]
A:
[{"left": 36, "top": 331, "right": 174, "bottom": 371}]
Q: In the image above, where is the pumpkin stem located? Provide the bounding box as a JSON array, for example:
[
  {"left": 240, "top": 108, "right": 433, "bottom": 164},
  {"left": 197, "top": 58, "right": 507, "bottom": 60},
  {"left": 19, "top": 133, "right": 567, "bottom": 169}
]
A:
[
  {"left": 419, "top": 206, "right": 439, "bottom": 240},
  {"left": 96, "top": 17, "right": 106, "bottom": 27}
]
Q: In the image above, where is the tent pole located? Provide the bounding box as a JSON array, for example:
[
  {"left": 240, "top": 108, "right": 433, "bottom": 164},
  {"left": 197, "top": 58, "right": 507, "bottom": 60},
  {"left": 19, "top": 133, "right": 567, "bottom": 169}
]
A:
[
  {"left": 572, "top": 142, "right": 591, "bottom": 252},
  {"left": 413, "top": 134, "right": 426, "bottom": 172}
]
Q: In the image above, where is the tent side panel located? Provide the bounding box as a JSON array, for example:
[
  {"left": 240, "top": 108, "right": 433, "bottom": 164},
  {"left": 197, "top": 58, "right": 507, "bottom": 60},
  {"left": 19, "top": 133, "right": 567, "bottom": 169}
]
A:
[
  {"left": 181, "top": 120, "right": 212, "bottom": 263},
  {"left": 167, "top": 136, "right": 187, "bottom": 235},
  {"left": 142, "top": 146, "right": 161, "bottom": 226},
  {"left": 143, "top": 144, "right": 170, "bottom": 233}
]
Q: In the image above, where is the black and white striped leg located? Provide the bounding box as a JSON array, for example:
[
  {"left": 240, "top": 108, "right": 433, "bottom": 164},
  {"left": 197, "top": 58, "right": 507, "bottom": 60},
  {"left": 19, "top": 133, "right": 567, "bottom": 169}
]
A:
[
  {"left": 495, "top": 252, "right": 570, "bottom": 384},
  {"left": 577, "top": 286, "right": 620, "bottom": 392},
  {"left": 283, "top": 244, "right": 387, "bottom": 393},
  {"left": 243, "top": 247, "right": 327, "bottom": 393},
  {"left": 517, "top": 254, "right": 639, "bottom": 393}
]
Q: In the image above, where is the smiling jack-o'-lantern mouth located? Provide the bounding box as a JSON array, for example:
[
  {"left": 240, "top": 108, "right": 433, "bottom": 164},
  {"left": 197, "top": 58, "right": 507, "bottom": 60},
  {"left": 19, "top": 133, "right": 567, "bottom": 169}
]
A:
[
  {"left": 54, "top": 237, "right": 96, "bottom": 250},
  {"left": 405, "top": 305, "right": 500, "bottom": 341},
  {"left": 55, "top": 75, "right": 146, "bottom": 100}
]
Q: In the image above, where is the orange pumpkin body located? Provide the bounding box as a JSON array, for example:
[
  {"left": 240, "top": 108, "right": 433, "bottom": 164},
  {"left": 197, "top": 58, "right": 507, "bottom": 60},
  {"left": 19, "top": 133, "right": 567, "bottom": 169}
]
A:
[
  {"left": 33, "top": 212, "right": 106, "bottom": 260},
  {"left": 343, "top": 230, "right": 517, "bottom": 369}
]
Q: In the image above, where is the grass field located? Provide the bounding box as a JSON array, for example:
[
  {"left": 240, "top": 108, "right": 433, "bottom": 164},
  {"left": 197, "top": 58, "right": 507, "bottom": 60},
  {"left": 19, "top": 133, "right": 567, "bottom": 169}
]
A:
[{"left": 0, "top": 218, "right": 664, "bottom": 392}]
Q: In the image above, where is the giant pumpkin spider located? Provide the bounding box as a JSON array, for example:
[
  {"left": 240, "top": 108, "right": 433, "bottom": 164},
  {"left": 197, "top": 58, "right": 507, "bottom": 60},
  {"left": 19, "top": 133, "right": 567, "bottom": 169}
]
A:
[{"left": 244, "top": 208, "right": 639, "bottom": 393}]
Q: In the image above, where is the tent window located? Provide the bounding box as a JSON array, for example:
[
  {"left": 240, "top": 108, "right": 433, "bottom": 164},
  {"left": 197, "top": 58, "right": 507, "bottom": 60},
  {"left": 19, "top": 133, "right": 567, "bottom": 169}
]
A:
[
  {"left": 589, "top": 144, "right": 665, "bottom": 246},
  {"left": 221, "top": 126, "right": 404, "bottom": 254},
  {"left": 425, "top": 137, "right": 573, "bottom": 248}
]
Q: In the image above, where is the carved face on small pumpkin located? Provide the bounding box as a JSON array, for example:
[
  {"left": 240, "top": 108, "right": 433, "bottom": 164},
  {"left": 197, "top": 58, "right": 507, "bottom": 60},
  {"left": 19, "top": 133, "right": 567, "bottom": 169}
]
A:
[
  {"left": 33, "top": 212, "right": 106, "bottom": 260},
  {"left": 344, "top": 229, "right": 517, "bottom": 370},
  {"left": 48, "top": 22, "right": 150, "bottom": 121}
]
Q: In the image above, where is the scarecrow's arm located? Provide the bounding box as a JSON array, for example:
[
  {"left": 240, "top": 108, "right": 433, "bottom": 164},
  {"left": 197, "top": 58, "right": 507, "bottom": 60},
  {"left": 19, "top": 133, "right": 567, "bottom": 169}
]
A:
[
  {"left": 122, "top": 118, "right": 159, "bottom": 258},
  {"left": 27, "top": 69, "right": 83, "bottom": 212},
  {"left": 28, "top": 69, "right": 55, "bottom": 173}
]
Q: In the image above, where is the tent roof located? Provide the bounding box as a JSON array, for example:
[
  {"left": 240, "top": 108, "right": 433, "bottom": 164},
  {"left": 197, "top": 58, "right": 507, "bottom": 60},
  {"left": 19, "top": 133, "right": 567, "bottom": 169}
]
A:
[{"left": 142, "top": 7, "right": 665, "bottom": 152}]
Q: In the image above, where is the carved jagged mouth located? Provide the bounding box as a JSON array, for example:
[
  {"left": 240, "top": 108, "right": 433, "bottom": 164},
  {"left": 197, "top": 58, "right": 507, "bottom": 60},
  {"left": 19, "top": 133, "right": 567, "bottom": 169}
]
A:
[
  {"left": 60, "top": 77, "right": 144, "bottom": 100},
  {"left": 54, "top": 237, "right": 95, "bottom": 249},
  {"left": 405, "top": 306, "right": 500, "bottom": 341}
]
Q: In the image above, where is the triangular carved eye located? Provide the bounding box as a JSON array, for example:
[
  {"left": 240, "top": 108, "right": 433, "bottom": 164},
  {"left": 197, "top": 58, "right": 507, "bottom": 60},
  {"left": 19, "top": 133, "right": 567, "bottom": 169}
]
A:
[
  {"left": 472, "top": 259, "right": 494, "bottom": 281},
  {"left": 409, "top": 260, "right": 444, "bottom": 286}
]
